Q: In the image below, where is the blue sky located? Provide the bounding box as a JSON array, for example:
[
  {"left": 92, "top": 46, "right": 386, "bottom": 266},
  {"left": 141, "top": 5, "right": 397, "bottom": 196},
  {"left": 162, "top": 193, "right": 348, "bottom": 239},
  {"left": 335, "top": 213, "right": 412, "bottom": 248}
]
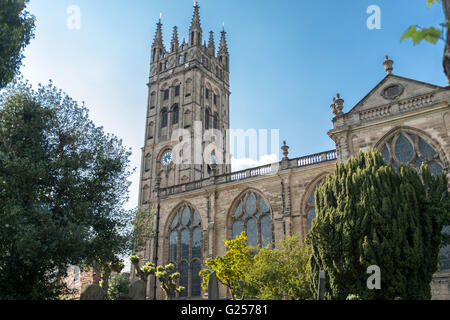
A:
[{"left": 19, "top": 0, "right": 447, "bottom": 210}]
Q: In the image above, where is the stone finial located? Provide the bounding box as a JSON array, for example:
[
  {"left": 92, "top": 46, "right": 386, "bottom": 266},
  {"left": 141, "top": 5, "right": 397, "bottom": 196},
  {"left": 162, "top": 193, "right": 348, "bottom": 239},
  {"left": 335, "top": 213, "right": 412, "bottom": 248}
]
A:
[
  {"left": 281, "top": 141, "right": 289, "bottom": 160},
  {"left": 331, "top": 93, "right": 344, "bottom": 116},
  {"left": 383, "top": 55, "right": 394, "bottom": 74}
]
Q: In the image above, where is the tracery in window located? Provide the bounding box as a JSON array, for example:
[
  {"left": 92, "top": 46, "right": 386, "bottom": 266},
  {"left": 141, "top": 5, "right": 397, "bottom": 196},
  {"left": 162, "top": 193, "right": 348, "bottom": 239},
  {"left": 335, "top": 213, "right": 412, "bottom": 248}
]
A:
[
  {"left": 168, "top": 205, "right": 203, "bottom": 298},
  {"left": 379, "top": 132, "right": 445, "bottom": 175},
  {"left": 231, "top": 191, "right": 273, "bottom": 247}
]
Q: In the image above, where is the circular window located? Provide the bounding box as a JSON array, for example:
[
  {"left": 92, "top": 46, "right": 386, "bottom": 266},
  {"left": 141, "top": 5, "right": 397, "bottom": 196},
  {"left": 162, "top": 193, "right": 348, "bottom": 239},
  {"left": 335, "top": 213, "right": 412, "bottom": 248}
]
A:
[{"left": 382, "top": 85, "right": 403, "bottom": 99}]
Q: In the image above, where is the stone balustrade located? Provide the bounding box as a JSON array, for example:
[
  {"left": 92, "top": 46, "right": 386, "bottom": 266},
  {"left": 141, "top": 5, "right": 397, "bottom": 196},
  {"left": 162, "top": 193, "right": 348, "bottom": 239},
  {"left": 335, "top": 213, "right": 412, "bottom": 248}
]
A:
[{"left": 158, "top": 150, "right": 337, "bottom": 197}]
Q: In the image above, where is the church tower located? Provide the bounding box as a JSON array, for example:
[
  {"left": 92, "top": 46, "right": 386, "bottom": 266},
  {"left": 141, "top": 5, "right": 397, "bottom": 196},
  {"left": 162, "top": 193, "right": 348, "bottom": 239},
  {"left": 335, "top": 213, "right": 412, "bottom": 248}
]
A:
[{"left": 139, "top": 3, "right": 231, "bottom": 205}]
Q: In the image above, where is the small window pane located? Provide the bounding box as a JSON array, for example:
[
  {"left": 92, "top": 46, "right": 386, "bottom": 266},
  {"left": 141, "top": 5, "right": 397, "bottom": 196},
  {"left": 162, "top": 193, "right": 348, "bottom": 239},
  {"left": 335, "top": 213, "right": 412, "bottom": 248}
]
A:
[
  {"left": 170, "top": 214, "right": 178, "bottom": 229},
  {"left": 179, "top": 262, "right": 188, "bottom": 298},
  {"left": 191, "top": 261, "right": 202, "bottom": 297},
  {"left": 261, "top": 215, "right": 273, "bottom": 246},
  {"left": 395, "top": 134, "right": 414, "bottom": 163},
  {"left": 181, "top": 206, "right": 190, "bottom": 226},
  {"left": 193, "top": 211, "right": 201, "bottom": 225},
  {"left": 381, "top": 146, "right": 390, "bottom": 164},
  {"left": 418, "top": 137, "right": 437, "bottom": 160},
  {"left": 232, "top": 221, "right": 243, "bottom": 239},
  {"left": 307, "top": 208, "right": 316, "bottom": 231},
  {"left": 234, "top": 201, "right": 243, "bottom": 218},
  {"left": 429, "top": 162, "right": 444, "bottom": 175},
  {"left": 192, "top": 227, "right": 202, "bottom": 259},
  {"left": 245, "top": 193, "right": 257, "bottom": 216},
  {"left": 181, "top": 229, "right": 189, "bottom": 260},
  {"left": 260, "top": 198, "right": 269, "bottom": 213},
  {"left": 307, "top": 189, "right": 315, "bottom": 206},
  {"left": 247, "top": 218, "right": 258, "bottom": 247},
  {"left": 169, "top": 231, "right": 178, "bottom": 263}
]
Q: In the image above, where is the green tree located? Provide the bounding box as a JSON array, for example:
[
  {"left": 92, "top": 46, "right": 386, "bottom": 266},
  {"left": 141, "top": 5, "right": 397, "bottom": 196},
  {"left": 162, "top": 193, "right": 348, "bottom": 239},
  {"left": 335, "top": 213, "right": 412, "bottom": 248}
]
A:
[
  {"left": 132, "top": 207, "right": 156, "bottom": 253},
  {"left": 0, "top": 80, "right": 134, "bottom": 299},
  {"left": 0, "top": 0, "right": 35, "bottom": 88},
  {"left": 243, "top": 236, "right": 314, "bottom": 300},
  {"left": 107, "top": 272, "right": 130, "bottom": 300},
  {"left": 129, "top": 256, "right": 185, "bottom": 300},
  {"left": 401, "top": 0, "right": 450, "bottom": 82},
  {"left": 200, "top": 232, "right": 254, "bottom": 300},
  {"left": 307, "top": 149, "right": 450, "bottom": 300}
]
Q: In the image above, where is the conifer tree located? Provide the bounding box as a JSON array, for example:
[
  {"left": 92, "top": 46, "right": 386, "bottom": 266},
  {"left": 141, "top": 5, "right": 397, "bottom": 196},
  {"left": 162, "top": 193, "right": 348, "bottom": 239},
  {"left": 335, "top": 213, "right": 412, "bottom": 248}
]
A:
[{"left": 307, "top": 149, "right": 450, "bottom": 300}]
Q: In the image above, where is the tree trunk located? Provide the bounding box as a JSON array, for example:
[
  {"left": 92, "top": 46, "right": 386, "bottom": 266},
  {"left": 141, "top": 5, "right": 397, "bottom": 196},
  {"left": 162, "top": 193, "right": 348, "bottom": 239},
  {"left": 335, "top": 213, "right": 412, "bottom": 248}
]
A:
[{"left": 443, "top": 0, "right": 450, "bottom": 82}]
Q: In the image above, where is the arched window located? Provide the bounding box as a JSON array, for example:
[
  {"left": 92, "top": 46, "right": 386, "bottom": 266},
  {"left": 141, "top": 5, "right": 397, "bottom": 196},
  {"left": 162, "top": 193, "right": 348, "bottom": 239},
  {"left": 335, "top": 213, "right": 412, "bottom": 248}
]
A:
[
  {"left": 304, "top": 179, "right": 325, "bottom": 232},
  {"left": 379, "top": 131, "right": 445, "bottom": 175},
  {"left": 161, "top": 109, "right": 168, "bottom": 128},
  {"left": 150, "top": 92, "right": 156, "bottom": 109},
  {"left": 205, "top": 108, "right": 210, "bottom": 130},
  {"left": 213, "top": 113, "right": 218, "bottom": 129},
  {"left": 168, "top": 205, "right": 203, "bottom": 298},
  {"left": 231, "top": 191, "right": 273, "bottom": 247},
  {"left": 172, "top": 104, "right": 179, "bottom": 125}
]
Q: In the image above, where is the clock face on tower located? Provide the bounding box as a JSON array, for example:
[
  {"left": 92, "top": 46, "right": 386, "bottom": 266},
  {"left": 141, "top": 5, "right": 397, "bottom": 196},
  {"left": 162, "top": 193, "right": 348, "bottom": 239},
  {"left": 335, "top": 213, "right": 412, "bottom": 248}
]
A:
[{"left": 162, "top": 151, "right": 173, "bottom": 166}]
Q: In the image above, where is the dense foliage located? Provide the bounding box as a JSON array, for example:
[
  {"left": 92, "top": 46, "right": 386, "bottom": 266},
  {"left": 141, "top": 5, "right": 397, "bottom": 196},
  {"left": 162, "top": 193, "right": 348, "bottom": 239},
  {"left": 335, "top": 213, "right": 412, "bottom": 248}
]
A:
[
  {"left": 307, "top": 149, "right": 450, "bottom": 300},
  {"left": 200, "top": 233, "right": 314, "bottom": 300},
  {"left": 200, "top": 232, "right": 254, "bottom": 300},
  {"left": 0, "top": 0, "right": 35, "bottom": 88},
  {"left": 243, "top": 236, "right": 314, "bottom": 300},
  {"left": 0, "top": 80, "right": 134, "bottom": 299},
  {"left": 107, "top": 273, "right": 130, "bottom": 300},
  {"left": 132, "top": 207, "right": 156, "bottom": 253}
]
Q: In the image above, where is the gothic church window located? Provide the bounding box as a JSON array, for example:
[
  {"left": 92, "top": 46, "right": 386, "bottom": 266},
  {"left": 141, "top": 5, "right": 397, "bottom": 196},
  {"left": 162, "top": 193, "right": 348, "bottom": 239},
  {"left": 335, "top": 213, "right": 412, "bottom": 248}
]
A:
[
  {"left": 379, "top": 132, "right": 445, "bottom": 175},
  {"left": 172, "top": 104, "right": 179, "bottom": 125},
  {"left": 163, "top": 89, "right": 170, "bottom": 101},
  {"left": 304, "top": 179, "right": 325, "bottom": 232},
  {"left": 231, "top": 192, "right": 273, "bottom": 247},
  {"left": 168, "top": 205, "right": 203, "bottom": 298},
  {"left": 205, "top": 108, "right": 210, "bottom": 130},
  {"left": 150, "top": 92, "right": 156, "bottom": 108},
  {"left": 161, "top": 109, "right": 168, "bottom": 128},
  {"left": 175, "top": 85, "right": 180, "bottom": 97},
  {"left": 213, "top": 113, "right": 218, "bottom": 129}
]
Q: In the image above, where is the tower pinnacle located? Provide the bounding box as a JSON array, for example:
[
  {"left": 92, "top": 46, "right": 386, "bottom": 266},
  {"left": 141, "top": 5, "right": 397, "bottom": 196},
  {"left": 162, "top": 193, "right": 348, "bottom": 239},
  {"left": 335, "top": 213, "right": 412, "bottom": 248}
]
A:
[
  {"left": 152, "top": 20, "right": 164, "bottom": 48},
  {"left": 208, "top": 31, "right": 215, "bottom": 56},
  {"left": 171, "top": 26, "right": 179, "bottom": 52},
  {"left": 189, "top": 2, "right": 202, "bottom": 46}
]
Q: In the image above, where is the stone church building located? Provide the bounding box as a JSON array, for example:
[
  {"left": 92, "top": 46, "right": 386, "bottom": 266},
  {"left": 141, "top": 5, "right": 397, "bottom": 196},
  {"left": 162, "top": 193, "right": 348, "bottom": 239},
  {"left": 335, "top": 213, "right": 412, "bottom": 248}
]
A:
[{"left": 132, "top": 4, "right": 450, "bottom": 299}]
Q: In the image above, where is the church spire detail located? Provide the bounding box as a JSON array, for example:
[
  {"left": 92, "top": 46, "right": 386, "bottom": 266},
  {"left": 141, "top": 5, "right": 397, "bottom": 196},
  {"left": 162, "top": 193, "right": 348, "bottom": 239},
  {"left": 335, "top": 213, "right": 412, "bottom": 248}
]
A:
[
  {"left": 218, "top": 27, "right": 228, "bottom": 55},
  {"left": 208, "top": 31, "right": 215, "bottom": 56},
  {"left": 189, "top": 2, "right": 202, "bottom": 46},
  {"left": 152, "top": 19, "right": 164, "bottom": 48},
  {"left": 171, "top": 26, "right": 179, "bottom": 52},
  {"left": 218, "top": 26, "right": 229, "bottom": 70}
]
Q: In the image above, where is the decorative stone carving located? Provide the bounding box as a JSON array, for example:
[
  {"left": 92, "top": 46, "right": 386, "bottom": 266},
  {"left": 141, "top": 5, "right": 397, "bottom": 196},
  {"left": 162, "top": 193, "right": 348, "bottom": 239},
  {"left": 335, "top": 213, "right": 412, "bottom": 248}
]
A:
[
  {"left": 331, "top": 93, "right": 344, "bottom": 116},
  {"left": 281, "top": 141, "right": 289, "bottom": 160},
  {"left": 383, "top": 55, "right": 394, "bottom": 74}
]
